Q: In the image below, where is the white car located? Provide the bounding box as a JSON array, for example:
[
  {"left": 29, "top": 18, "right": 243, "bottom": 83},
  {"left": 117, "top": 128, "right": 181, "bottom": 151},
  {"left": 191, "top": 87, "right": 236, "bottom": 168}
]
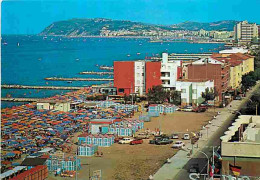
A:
[
  {"left": 183, "top": 134, "right": 190, "bottom": 140},
  {"left": 119, "top": 138, "right": 134, "bottom": 144},
  {"left": 182, "top": 106, "right": 193, "bottom": 112},
  {"left": 172, "top": 134, "right": 179, "bottom": 139},
  {"left": 172, "top": 141, "right": 185, "bottom": 148}
]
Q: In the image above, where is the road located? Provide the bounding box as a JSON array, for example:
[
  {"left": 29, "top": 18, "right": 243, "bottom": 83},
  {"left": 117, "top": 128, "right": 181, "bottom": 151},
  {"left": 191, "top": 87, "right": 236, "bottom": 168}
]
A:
[{"left": 153, "top": 82, "right": 260, "bottom": 180}]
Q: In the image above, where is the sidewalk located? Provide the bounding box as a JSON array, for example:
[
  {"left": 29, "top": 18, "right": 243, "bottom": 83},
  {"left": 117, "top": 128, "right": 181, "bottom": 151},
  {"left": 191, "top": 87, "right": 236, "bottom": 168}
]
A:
[{"left": 153, "top": 82, "right": 260, "bottom": 180}]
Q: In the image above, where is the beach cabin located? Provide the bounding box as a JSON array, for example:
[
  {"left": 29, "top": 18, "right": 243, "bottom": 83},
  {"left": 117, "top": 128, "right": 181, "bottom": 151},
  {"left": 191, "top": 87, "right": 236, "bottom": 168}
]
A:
[
  {"left": 46, "top": 154, "right": 81, "bottom": 172},
  {"left": 88, "top": 119, "right": 121, "bottom": 134},
  {"left": 36, "top": 100, "right": 70, "bottom": 112},
  {"left": 78, "top": 144, "right": 98, "bottom": 156},
  {"left": 77, "top": 134, "right": 114, "bottom": 147}
]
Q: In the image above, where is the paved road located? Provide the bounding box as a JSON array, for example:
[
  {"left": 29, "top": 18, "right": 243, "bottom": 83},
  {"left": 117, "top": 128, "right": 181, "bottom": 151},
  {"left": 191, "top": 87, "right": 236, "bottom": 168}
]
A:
[{"left": 153, "top": 82, "right": 260, "bottom": 180}]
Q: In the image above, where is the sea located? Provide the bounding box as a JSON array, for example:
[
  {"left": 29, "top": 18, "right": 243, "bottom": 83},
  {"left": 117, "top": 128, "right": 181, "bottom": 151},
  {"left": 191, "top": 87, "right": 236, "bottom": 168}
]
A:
[{"left": 1, "top": 35, "right": 226, "bottom": 108}]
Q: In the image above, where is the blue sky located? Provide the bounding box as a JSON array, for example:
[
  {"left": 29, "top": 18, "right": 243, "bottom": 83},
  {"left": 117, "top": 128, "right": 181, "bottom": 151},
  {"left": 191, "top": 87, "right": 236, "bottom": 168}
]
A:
[{"left": 2, "top": 0, "right": 260, "bottom": 34}]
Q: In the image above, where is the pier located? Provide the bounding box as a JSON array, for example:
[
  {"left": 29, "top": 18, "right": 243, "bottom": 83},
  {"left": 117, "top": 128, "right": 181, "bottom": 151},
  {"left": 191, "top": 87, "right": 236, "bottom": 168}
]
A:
[
  {"left": 1, "top": 85, "right": 83, "bottom": 90},
  {"left": 44, "top": 77, "right": 114, "bottom": 81},
  {"left": 79, "top": 71, "right": 114, "bottom": 75},
  {"left": 99, "top": 66, "right": 114, "bottom": 71},
  {"left": 1, "top": 98, "right": 41, "bottom": 102}
]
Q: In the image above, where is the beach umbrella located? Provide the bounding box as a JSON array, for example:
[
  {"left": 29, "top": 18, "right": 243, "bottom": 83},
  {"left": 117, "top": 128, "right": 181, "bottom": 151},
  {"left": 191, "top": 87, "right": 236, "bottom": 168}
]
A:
[
  {"left": 12, "top": 162, "right": 20, "bottom": 166},
  {"left": 6, "top": 152, "right": 15, "bottom": 157}
]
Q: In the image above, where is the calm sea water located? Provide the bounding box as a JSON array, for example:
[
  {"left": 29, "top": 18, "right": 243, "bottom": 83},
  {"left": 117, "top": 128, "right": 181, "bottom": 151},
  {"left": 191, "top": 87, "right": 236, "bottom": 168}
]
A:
[{"left": 1, "top": 35, "right": 225, "bottom": 108}]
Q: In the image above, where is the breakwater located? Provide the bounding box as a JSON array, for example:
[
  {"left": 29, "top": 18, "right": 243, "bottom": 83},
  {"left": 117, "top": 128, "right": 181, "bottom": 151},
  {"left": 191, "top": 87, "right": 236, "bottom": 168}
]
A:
[
  {"left": 1, "top": 98, "right": 41, "bottom": 102},
  {"left": 2, "top": 84, "right": 83, "bottom": 90},
  {"left": 44, "top": 77, "right": 114, "bottom": 81},
  {"left": 79, "top": 71, "right": 113, "bottom": 75}
]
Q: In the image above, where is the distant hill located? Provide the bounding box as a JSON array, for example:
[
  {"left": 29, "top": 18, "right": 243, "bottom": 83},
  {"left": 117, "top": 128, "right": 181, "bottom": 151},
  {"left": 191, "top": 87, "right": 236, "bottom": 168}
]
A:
[
  {"left": 40, "top": 18, "right": 238, "bottom": 36},
  {"left": 173, "top": 20, "right": 239, "bottom": 31},
  {"left": 40, "top": 18, "right": 178, "bottom": 36}
]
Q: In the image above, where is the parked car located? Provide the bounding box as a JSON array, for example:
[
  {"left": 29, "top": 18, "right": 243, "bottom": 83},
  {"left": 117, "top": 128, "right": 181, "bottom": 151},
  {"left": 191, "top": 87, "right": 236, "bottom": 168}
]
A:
[
  {"left": 155, "top": 138, "right": 173, "bottom": 145},
  {"left": 172, "top": 141, "right": 185, "bottom": 148},
  {"left": 136, "top": 132, "right": 150, "bottom": 139},
  {"left": 193, "top": 106, "right": 207, "bottom": 113},
  {"left": 171, "top": 133, "right": 179, "bottom": 139},
  {"left": 183, "top": 134, "right": 190, "bottom": 140},
  {"left": 119, "top": 138, "right": 134, "bottom": 144},
  {"left": 234, "top": 96, "right": 242, "bottom": 100},
  {"left": 130, "top": 139, "right": 143, "bottom": 145},
  {"left": 180, "top": 106, "right": 193, "bottom": 112},
  {"left": 189, "top": 164, "right": 199, "bottom": 173}
]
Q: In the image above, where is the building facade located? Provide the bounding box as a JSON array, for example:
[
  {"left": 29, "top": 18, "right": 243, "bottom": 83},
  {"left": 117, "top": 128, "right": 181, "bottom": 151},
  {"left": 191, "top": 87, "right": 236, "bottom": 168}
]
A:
[
  {"left": 175, "top": 80, "right": 214, "bottom": 106},
  {"left": 161, "top": 53, "right": 182, "bottom": 89},
  {"left": 36, "top": 100, "right": 71, "bottom": 112},
  {"left": 114, "top": 53, "right": 182, "bottom": 95},
  {"left": 212, "top": 53, "right": 254, "bottom": 89},
  {"left": 187, "top": 57, "right": 230, "bottom": 102},
  {"left": 234, "top": 21, "right": 259, "bottom": 44}
]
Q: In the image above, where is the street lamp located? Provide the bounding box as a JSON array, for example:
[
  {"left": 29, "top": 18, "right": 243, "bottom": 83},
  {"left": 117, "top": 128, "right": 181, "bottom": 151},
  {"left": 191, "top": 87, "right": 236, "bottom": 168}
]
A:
[{"left": 197, "top": 150, "right": 209, "bottom": 179}]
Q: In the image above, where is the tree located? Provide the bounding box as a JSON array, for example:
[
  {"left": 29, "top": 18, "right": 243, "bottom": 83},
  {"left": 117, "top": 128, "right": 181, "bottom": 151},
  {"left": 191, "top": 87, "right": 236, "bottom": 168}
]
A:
[
  {"left": 202, "top": 87, "right": 216, "bottom": 101},
  {"left": 170, "top": 90, "right": 181, "bottom": 105},
  {"left": 241, "top": 71, "right": 257, "bottom": 91},
  {"left": 147, "top": 85, "right": 169, "bottom": 104}
]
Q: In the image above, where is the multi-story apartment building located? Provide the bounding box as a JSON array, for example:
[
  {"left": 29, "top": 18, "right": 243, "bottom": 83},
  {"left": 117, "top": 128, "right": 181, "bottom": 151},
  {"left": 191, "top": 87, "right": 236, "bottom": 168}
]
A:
[
  {"left": 234, "top": 21, "right": 258, "bottom": 44},
  {"left": 114, "top": 60, "right": 162, "bottom": 96},
  {"left": 186, "top": 57, "right": 230, "bottom": 103},
  {"left": 212, "top": 53, "right": 254, "bottom": 89},
  {"left": 160, "top": 53, "right": 182, "bottom": 90},
  {"left": 113, "top": 53, "right": 182, "bottom": 96}
]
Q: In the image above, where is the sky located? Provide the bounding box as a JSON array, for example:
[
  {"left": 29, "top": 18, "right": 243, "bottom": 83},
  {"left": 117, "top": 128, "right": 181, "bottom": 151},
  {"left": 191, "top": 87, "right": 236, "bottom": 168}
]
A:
[{"left": 2, "top": 0, "right": 260, "bottom": 34}]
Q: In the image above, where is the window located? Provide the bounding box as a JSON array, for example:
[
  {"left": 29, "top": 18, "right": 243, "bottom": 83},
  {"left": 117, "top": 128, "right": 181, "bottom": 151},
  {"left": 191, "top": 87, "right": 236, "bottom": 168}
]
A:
[
  {"left": 181, "top": 89, "right": 186, "bottom": 93},
  {"left": 137, "top": 80, "right": 140, "bottom": 85},
  {"left": 137, "top": 66, "right": 140, "bottom": 69},
  {"left": 142, "top": 73, "right": 144, "bottom": 76},
  {"left": 192, "top": 89, "right": 197, "bottom": 94},
  {"left": 119, "top": 88, "right": 125, "bottom": 93},
  {"left": 137, "top": 73, "right": 140, "bottom": 77}
]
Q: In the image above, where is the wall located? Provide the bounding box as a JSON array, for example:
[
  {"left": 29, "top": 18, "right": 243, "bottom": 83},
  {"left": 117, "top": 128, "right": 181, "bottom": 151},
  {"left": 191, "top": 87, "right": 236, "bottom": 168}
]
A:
[
  {"left": 221, "top": 142, "right": 260, "bottom": 158},
  {"left": 54, "top": 102, "right": 70, "bottom": 112},
  {"left": 222, "top": 157, "right": 260, "bottom": 177},
  {"left": 187, "top": 63, "right": 229, "bottom": 101},
  {"left": 145, "top": 61, "right": 162, "bottom": 93},
  {"left": 37, "top": 103, "right": 50, "bottom": 110},
  {"left": 114, "top": 61, "right": 135, "bottom": 95},
  {"left": 134, "top": 61, "right": 145, "bottom": 95},
  {"left": 176, "top": 81, "right": 192, "bottom": 105}
]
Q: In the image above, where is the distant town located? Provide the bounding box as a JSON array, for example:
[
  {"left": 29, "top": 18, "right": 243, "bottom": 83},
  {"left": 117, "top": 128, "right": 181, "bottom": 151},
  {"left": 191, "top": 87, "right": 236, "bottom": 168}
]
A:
[{"left": 40, "top": 18, "right": 260, "bottom": 45}]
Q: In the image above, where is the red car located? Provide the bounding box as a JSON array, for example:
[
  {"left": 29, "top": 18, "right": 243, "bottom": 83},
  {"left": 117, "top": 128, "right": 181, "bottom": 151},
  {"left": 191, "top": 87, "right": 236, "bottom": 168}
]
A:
[{"left": 130, "top": 139, "right": 143, "bottom": 145}]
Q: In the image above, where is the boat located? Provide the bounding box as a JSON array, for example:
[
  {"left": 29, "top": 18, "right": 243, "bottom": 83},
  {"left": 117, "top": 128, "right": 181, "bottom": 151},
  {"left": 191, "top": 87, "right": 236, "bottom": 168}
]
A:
[
  {"left": 127, "top": 54, "right": 130, "bottom": 57},
  {"left": 3, "top": 42, "right": 7, "bottom": 45},
  {"left": 67, "top": 81, "right": 72, "bottom": 83},
  {"left": 17, "top": 42, "right": 20, "bottom": 47},
  {"left": 137, "top": 53, "right": 141, "bottom": 55},
  {"left": 75, "top": 58, "right": 80, "bottom": 61}
]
